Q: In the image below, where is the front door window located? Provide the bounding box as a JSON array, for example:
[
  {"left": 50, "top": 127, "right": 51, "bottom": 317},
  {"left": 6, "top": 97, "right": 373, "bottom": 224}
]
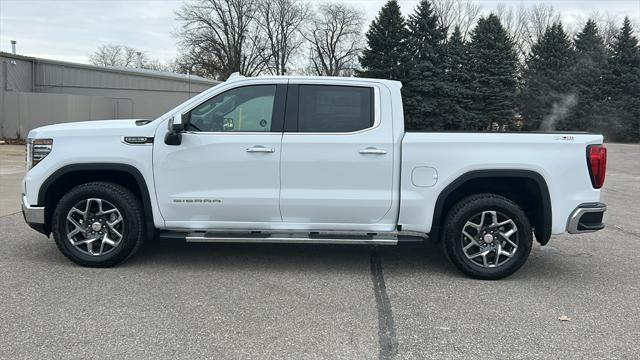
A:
[{"left": 186, "top": 85, "right": 277, "bottom": 133}]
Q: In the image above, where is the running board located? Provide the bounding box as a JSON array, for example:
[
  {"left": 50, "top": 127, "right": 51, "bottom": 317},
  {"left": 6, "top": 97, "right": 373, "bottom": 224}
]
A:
[{"left": 182, "top": 231, "right": 398, "bottom": 245}]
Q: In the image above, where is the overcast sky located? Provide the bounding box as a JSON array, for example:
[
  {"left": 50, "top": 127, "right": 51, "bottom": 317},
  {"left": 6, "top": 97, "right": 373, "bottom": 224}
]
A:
[{"left": 0, "top": 0, "right": 638, "bottom": 64}]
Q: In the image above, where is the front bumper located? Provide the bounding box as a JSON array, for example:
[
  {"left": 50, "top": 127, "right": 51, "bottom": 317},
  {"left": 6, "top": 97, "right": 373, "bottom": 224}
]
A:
[
  {"left": 21, "top": 194, "right": 47, "bottom": 235},
  {"left": 567, "top": 202, "right": 606, "bottom": 234}
]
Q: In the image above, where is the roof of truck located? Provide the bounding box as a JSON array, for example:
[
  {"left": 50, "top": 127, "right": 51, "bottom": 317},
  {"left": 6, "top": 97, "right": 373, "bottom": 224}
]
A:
[{"left": 225, "top": 73, "right": 402, "bottom": 88}]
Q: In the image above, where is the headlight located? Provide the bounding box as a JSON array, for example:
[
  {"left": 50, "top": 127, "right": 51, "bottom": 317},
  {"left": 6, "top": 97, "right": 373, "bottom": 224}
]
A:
[{"left": 26, "top": 138, "right": 53, "bottom": 170}]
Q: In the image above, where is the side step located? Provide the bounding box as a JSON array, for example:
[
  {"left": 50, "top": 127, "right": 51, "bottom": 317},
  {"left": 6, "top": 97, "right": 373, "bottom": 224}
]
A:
[{"left": 165, "top": 231, "right": 399, "bottom": 245}]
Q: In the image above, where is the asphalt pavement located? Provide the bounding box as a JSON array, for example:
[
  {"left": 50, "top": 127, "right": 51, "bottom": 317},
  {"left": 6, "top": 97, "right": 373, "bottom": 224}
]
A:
[{"left": 0, "top": 143, "right": 638, "bottom": 359}]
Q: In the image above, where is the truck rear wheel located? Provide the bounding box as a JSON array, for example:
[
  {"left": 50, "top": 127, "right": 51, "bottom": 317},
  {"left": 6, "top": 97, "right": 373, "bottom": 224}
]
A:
[
  {"left": 442, "top": 194, "right": 532, "bottom": 280},
  {"left": 51, "top": 182, "right": 144, "bottom": 267}
]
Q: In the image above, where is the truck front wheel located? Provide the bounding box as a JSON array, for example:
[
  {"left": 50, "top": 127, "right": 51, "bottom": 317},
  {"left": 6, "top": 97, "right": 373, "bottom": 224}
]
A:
[
  {"left": 51, "top": 182, "right": 145, "bottom": 267},
  {"left": 442, "top": 194, "right": 533, "bottom": 280}
]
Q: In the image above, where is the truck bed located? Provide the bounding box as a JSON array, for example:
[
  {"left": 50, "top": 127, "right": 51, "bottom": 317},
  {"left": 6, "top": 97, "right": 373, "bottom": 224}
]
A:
[{"left": 398, "top": 132, "right": 603, "bottom": 234}]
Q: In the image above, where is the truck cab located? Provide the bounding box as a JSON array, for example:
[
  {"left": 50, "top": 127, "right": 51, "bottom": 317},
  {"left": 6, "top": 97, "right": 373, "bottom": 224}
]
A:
[{"left": 155, "top": 75, "right": 402, "bottom": 233}]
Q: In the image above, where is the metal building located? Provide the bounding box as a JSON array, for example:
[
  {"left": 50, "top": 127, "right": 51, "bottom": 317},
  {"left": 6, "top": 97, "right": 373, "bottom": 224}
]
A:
[{"left": 0, "top": 51, "right": 220, "bottom": 138}]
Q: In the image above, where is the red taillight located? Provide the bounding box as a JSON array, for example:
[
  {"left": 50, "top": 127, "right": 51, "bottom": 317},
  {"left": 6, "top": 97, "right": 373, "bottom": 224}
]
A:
[{"left": 587, "top": 145, "right": 607, "bottom": 189}]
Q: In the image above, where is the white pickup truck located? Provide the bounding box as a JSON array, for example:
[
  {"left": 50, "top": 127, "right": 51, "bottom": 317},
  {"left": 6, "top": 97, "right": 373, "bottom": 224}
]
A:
[{"left": 21, "top": 74, "right": 607, "bottom": 279}]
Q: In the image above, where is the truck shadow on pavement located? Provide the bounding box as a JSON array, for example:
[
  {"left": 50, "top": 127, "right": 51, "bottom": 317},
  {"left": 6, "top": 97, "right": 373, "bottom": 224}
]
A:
[
  {"left": 117, "top": 239, "right": 571, "bottom": 281},
  {"left": 128, "top": 239, "right": 449, "bottom": 273},
  {"left": 18, "top": 229, "right": 571, "bottom": 281}
]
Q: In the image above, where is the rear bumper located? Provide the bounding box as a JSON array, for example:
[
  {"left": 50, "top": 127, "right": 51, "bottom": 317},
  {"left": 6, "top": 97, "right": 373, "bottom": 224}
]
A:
[
  {"left": 21, "top": 194, "right": 47, "bottom": 235},
  {"left": 567, "top": 202, "right": 606, "bottom": 234}
]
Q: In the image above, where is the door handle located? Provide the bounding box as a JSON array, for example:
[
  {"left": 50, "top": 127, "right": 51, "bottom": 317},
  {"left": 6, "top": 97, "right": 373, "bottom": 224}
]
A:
[
  {"left": 246, "top": 146, "right": 275, "bottom": 153},
  {"left": 359, "top": 147, "right": 387, "bottom": 155}
]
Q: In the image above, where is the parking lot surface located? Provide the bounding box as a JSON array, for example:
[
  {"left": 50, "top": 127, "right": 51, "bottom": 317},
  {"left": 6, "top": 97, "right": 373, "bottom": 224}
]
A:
[{"left": 1, "top": 143, "right": 639, "bottom": 359}]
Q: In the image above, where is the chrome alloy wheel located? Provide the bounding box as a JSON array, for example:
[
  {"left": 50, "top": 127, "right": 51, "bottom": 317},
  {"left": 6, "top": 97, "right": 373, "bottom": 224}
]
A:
[
  {"left": 461, "top": 210, "right": 519, "bottom": 268},
  {"left": 65, "top": 198, "right": 124, "bottom": 256}
]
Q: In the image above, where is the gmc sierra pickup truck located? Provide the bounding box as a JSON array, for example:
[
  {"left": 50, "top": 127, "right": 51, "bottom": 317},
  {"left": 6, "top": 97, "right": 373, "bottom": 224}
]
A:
[{"left": 21, "top": 74, "right": 607, "bottom": 279}]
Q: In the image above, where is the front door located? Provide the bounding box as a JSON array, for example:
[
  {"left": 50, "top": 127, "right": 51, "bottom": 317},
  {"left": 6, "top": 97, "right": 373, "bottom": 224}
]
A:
[
  {"left": 153, "top": 82, "right": 286, "bottom": 229},
  {"left": 279, "top": 83, "right": 395, "bottom": 230}
]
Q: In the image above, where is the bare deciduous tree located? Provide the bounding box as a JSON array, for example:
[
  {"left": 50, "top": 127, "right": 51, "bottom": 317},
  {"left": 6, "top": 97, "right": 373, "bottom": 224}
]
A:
[
  {"left": 523, "top": 4, "right": 561, "bottom": 50},
  {"left": 257, "top": 0, "right": 310, "bottom": 75},
  {"left": 176, "top": 0, "right": 268, "bottom": 80},
  {"left": 144, "top": 59, "right": 176, "bottom": 73},
  {"left": 432, "top": 0, "right": 481, "bottom": 40},
  {"left": 494, "top": 3, "right": 560, "bottom": 60},
  {"left": 432, "top": 0, "right": 455, "bottom": 31},
  {"left": 496, "top": 4, "right": 529, "bottom": 58},
  {"left": 89, "top": 44, "right": 175, "bottom": 71},
  {"left": 89, "top": 44, "right": 147, "bottom": 67},
  {"left": 598, "top": 16, "right": 621, "bottom": 49},
  {"left": 303, "top": 3, "right": 364, "bottom": 76}
]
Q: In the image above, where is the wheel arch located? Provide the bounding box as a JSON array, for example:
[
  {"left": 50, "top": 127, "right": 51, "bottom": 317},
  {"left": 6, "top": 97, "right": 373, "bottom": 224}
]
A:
[
  {"left": 432, "top": 169, "right": 552, "bottom": 245},
  {"left": 37, "top": 163, "right": 154, "bottom": 236}
]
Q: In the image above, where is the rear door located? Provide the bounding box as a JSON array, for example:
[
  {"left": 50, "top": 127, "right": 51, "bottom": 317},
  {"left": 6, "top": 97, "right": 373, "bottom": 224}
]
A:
[{"left": 279, "top": 82, "right": 395, "bottom": 230}]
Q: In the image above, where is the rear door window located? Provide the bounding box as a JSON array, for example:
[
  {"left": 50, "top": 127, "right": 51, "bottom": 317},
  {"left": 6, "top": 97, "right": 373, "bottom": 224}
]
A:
[{"left": 297, "top": 85, "right": 373, "bottom": 133}]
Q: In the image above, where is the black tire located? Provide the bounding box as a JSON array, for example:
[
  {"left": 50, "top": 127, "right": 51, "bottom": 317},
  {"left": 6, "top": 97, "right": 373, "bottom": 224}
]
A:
[
  {"left": 442, "top": 193, "right": 532, "bottom": 280},
  {"left": 52, "top": 182, "right": 145, "bottom": 267}
]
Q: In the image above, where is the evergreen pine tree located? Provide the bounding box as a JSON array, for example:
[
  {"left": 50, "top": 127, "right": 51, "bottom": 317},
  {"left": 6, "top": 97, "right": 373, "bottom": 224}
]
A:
[
  {"left": 441, "top": 26, "right": 475, "bottom": 130},
  {"left": 564, "top": 19, "right": 609, "bottom": 132},
  {"left": 468, "top": 14, "right": 519, "bottom": 130},
  {"left": 402, "top": 0, "right": 448, "bottom": 130},
  {"left": 520, "top": 22, "right": 575, "bottom": 131},
  {"left": 606, "top": 17, "right": 640, "bottom": 142},
  {"left": 358, "top": 0, "right": 408, "bottom": 80}
]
